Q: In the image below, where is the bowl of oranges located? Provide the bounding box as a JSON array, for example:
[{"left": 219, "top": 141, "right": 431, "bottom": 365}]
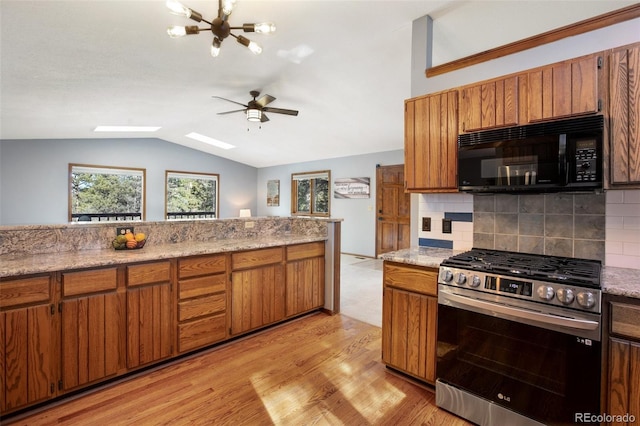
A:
[{"left": 112, "top": 231, "right": 146, "bottom": 250}]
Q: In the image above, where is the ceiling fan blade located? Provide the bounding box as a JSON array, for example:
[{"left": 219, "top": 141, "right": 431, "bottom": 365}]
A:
[
  {"left": 256, "top": 94, "right": 276, "bottom": 107},
  {"left": 261, "top": 113, "right": 270, "bottom": 123},
  {"left": 217, "top": 109, "right": 246, "bottom": 115},
  {"left": 262, "top": 107, "right": 299, "bottom": 116},
  {"left": 212, "top": 96, "right": 248, "bottom": 108}
]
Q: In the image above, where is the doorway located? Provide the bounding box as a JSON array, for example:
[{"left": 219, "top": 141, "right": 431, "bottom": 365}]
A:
[{"left": 375, "top": 164, "right": 410, "bottom": 256}]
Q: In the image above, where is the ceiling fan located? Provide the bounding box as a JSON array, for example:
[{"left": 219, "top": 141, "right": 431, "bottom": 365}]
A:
[{"left": 213, "top": 91, "right": 299, "bottom": 123}]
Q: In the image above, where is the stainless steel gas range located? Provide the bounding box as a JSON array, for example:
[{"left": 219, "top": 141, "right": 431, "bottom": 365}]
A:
[{"left": 436, "top": 248, "right": 602, "bottom": 426}]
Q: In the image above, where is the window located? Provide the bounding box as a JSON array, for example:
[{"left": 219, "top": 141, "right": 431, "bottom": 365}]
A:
[
  {"left": 291, "top": 170, "right": 330, "bottom": 216},
  {"left": 69, "top": 164, "right": 145, "bottom": 222},
  {"left": 165, "top": 171, "right": 219, "bottom": 220}
]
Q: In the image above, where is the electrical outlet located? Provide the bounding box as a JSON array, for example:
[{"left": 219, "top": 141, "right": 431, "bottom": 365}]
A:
[
  {"left": 116, "top": 227, "right": 134, "bottom": 236},
  {"left": 244, "top": 221, "right": 255, "bottom": 229},
  {"left": 442, "top": 218, "right": 452, "bottom": 234},
  {"left": 422, "top": 217, "right": 431, "bottom": 232}
]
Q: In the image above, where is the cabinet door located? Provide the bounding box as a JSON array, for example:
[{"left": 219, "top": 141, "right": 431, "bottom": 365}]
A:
[
  {"left": 231, "top": 264, "right": 285, "bottom": 335},
  {"left": 286, "top": 257, "right": 325, "bottom": 317},
  {"left": 404, "top": 91, "right": 458, "bottom": 192},
  {"left": 609, "top": 44, "right": 640, "bottom": 185},
  {"left": 61, "top": 268, "right": 122, "bottom": 391},
  {"left": 460, "top": 76, "right": 519, "bottom": 132},
  {"left": 382, "top": 287, "right": 437, "bottom": 383},
  {"left": 608, "top": 338, "right": 640, "bottom": 425},
  {"left": 1, "top": 274, "right": 56, "bottom": 413},
  {"left": 529, "top": 55, "right": 600, "bottom": 121},
  {"left": 127, "top": 262, "right": 173, "bottom": 369}
]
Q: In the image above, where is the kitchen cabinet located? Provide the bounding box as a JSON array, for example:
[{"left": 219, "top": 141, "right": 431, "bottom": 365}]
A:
[
  {"left": 60, "top": 268, "right": 123, "bottom": 391},
  {"left": 608, "top": 42, "right": 640, "bottom": 186},
  {"left": 404, "top": 90, "right": 458, "bottom": 193},
  {"left": 459, "top": 75, "right": 524, "bottom": 132},
  {"left": 0, "top": 274, "right": 57, "bottom": 412},
  {"left": 607, "top": 298, "right": 640, "bottom": 425},
  {"left": 126, "top": 261, "right": 173, "bottom": 369},
  {"left": 231, "top": 247, "right": 285, "bottom": 335},
  {"left": 285, "top": 242, "right": 325, "bottom": 317},
  {"left": 382, "top": 261, "right": 438, "bottom": 384},
  {"left": 177, "top": 254, "right": 228, "bottom": 353},
  {"left": 528, "top": 53, "right": 602, "bottom": 122}
]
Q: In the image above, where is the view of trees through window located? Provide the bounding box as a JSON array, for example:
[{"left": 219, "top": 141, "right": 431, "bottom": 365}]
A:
[
  {"left": 292, "top": 171, "right": 330, "bottom": 216},
  {"left": 69, "top": 164, "right": 145, "bottom": 221},
  {"left": 166, "top": 171, "right": 218, "bottom": 219}
]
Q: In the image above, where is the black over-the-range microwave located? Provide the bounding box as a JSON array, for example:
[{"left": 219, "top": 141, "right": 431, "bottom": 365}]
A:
[{"left": 457, "top": 115, "right": 603, "bottom": 193}]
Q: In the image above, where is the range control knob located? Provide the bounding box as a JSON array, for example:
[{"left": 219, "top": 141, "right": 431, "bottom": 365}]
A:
[
  {"left": 440, "top": 269, "right": 453, "bottom": 283},
  {"left": 537, "top": 285, "right": 555, "bottom": 301},
  {"left": 470, "top": 275, "right": 482, "bottom": 288},
  {"left": 576, "top": 291, "right": 596, "bottom": 309},
  {"left": 455, "top": 272, "right": 467, "bottom": 285},
  {"left": 556, "top": 288, "right": 575, "bottom": 305}
]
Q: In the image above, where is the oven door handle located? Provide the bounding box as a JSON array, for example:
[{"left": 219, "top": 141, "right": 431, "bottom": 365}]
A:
[{"left": 440, "top": 290, "right": 599, "bottom": 331}]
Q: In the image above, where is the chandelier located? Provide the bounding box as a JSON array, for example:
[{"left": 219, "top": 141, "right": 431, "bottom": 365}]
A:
[{"left": 166, "top": 0, "right": 276, "bottom": 57}]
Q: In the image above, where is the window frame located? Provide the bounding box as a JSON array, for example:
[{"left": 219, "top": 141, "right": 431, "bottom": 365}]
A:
[
  {"left": 165, "top": 170, "right": 220, "bottom": 220},
  {"left": 68, "top": 163, "right": 146, "bottom": 222},
  {"left": 290, "top": 170, "right": 331, "bottom": 217}
]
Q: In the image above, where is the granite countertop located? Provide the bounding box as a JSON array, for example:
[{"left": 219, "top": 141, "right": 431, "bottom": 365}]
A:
[
  {"left": 380, "top": 247, "right": 640, "bottom": 300},
  {"left": 0, "top": 235, "right": 326, "bottom": 278}
]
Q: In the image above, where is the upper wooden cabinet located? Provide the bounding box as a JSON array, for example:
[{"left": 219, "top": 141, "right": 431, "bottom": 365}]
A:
[
  {"left": 528, "top": 53, "right": 602, "bottom": 122},
  {"left": 608, "top": 43, "right": 640, "bottom": 186},
  {"left": 404, "top": 90, "right": 458, "bottom": 193},
  {"left": 459, "top": 75, "right": 523, "bottom": 132}
]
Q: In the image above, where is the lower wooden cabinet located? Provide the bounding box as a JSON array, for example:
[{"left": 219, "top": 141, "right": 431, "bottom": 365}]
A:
[
  {"left": 177, "top": 254, "right": 228, "bottom": 353},
  {"left": 607, "top": 299, "right": 640, "bottom": 425},
  {"left": 382, "top": 261, "right": 438, "bottom": 384},
  {"left": 61, "top": 268, "right": 122, "bottom": 391},
  {"left": 286, "top": 242, "right": 325, "bottom": 317},
  {"left": 126, "top": 261, "right": 173, "bottom": 369},
  {"left": 0, "top": 274, "right": 57, "bottom": 413}
]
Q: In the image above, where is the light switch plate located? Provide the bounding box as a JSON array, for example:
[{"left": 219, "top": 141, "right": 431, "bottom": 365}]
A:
[
  {"left": 422, "top": 217, "right": 431, "bottom": 232},
  {"left": 442, "top": 218, "right": 452, "bottom": 234}
]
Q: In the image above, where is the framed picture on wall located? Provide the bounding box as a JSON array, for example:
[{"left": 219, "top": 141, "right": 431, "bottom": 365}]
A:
[
  {"left": 334, "top": 177, "right": 370, "bottom": 199},
  {"left": 267, "top": 179, "right": 280, "bottom": 206}
]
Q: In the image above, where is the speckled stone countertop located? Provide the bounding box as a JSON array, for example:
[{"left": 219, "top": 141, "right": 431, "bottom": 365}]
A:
[
  {"left": 0, "top": 235, "right": 326, "bottom": 278},
  {"left": 380, "top": 247, "right": 640, "bottom": 300}
]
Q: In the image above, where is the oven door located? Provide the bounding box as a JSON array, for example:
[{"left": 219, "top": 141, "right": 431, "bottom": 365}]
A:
[{"left": 437, "top": 285, "right": 601, "bottom": 426}]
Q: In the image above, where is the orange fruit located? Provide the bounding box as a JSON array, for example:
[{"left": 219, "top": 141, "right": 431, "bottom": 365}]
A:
[
  {"left": 126, "top": 240, "right": 138, "bottom": 249},
  {"left": 125, "top": 232, "right": 135, "bottom": 241}
]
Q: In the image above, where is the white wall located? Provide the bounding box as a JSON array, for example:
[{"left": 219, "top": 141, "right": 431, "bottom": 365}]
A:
[
  {"left": 257, "top": 150, "right": 405, "bottom": 257},
  {"left": 0, "top": 138, "right": 258, "bottom": 225}
]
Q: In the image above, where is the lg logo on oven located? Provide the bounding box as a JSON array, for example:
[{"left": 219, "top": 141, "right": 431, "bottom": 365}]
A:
[{"left": 498, "top": 393, "right": 511, "bottom": 403}]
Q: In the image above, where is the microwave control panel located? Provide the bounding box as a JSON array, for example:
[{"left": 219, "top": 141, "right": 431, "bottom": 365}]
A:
[{"left": 575, "top": 138, "right": 598, "bottom": 182}]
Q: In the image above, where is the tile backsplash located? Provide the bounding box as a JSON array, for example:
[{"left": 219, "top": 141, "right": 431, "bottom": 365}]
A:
[{"left": 418, "top": 189, "right": 640, "bottom": 269}]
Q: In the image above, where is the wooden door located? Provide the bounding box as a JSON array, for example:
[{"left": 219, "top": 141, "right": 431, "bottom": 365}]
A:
[
  {"left": 609, "top": 43, "right": 640, "bottom": 185},
  {"left": 376, "top": 164, "right": 410, "bottom": 256},
  {"left": 60, "top": 268, "right": 122, "bottom": 391},
  {"left": 1, "top": 274, "right": 56, "bottom": 413}
]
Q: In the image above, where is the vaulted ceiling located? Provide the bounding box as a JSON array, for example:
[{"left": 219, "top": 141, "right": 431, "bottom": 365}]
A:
[{"left": 0, "top": 1, "right": 634, "bottom": 167}]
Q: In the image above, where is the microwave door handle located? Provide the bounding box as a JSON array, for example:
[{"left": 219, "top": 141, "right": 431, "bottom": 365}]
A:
[{"left": 558, "top": 134, "right": 568, "bottom": 185}]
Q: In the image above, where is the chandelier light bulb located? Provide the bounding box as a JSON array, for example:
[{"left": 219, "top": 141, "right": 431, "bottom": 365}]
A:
[
  {"left": 247, "top": 41, "right": 262, "bottom": 55},
  {"left": 167, "top": 26, "right": 187, "bottom": 37},
  {"left": 222, "top": 0, "right": 236, "bottom": 16},
  {"left": 211, "top": 38, "right": 222, "bottom": 57},
  {"left": 253, "top": 22, "right": 276, "bottom": 34},
  {"left": 166, "top": 0, "right": 191, "bottom": 18}
]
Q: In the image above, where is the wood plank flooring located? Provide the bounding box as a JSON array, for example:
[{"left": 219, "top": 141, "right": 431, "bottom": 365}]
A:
[{"left": 4, "top": 313, "right": 470, "bottom": 425}]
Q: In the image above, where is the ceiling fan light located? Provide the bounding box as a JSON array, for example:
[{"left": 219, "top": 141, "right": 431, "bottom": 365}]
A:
[
  {"left": 210, "top": 38, "right": 222, "bottom": 57},
  {"left": 246, "top": 109, "right": 262, "bottom": 122},
  {"left": 253, "top": 22, "right": 276, "bottom": 34}
]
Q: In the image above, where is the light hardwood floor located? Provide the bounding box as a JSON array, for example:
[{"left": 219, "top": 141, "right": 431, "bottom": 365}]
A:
[{"left": 5, "top": 313, "right": 469, "bottom": 425}]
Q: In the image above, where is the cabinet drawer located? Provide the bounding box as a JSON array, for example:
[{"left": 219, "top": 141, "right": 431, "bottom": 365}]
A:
[
  {"left": 286, "top": 242, "right": 325, "bottom": 261},
  {"left": 0, "top": 275, "right": 51, "bottom": 308},
  {"left": 232, "top": 247, "right": 283, "bottom": 270},
  {"left": 179, "top": 274, "right": 226, "bottom": 300},
  {"left": 383, "top": 262, "right": 438, "bottom": 296},
  {"left": 179, "top": 293, "right": 226, "bottom": 321},
  {"left": 178, "top": 255, "right": 226, "bottom": 279},
  {"left": 178, "top": 313, "right": 226, "bottom": 353},
  {"left": 62, "top": 268, "right": 117, "bottom": 297},
  {"left": 611, "top": 302, "right": 640, "bottom": 340},
  {"left": 127, "top": 261, "right": 171, "bottom": 287}
]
